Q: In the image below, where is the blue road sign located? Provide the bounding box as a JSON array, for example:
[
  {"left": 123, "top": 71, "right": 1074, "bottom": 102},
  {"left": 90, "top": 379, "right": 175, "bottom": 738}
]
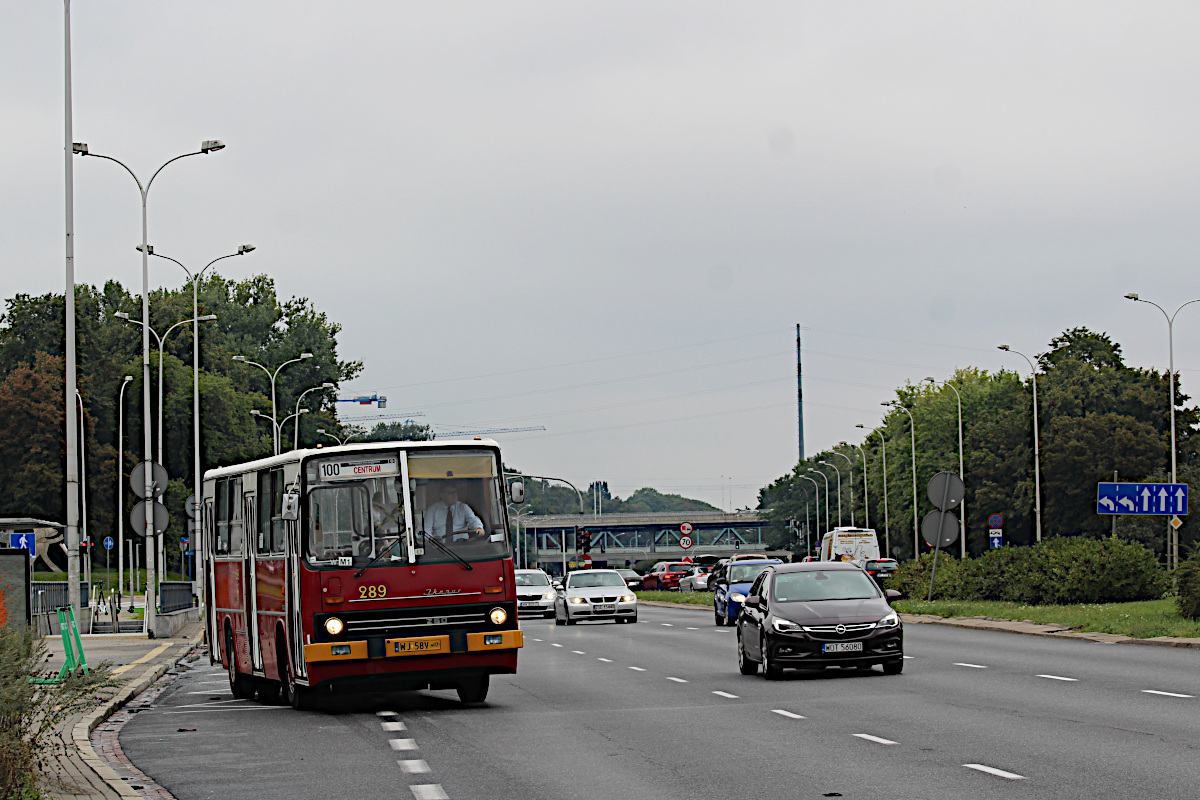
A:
[
  {"left": 987, "top": 513, "right": 1004, "bottom": 528},
  {"left": 8, "top": 532, "right": 36, "bottom": 556},
  {"left": 988, "top": 529, "right": 1003, "bottom": 549},
  {"left": 103, "top": 536, "right": 114, "bottom": 550},
  {"left": 1097, "top": 482, "right": 1188, "bottom": 516}
]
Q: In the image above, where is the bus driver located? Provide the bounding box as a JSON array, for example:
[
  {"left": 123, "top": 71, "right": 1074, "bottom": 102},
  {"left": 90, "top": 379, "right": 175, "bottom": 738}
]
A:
[{"left": 424, "top": 481, "right": 484, "bottom": 541}]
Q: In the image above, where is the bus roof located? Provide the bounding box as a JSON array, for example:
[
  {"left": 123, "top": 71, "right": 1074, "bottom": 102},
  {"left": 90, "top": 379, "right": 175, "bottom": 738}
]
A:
[{"left": 202, "top": 438, "right": 502, "bottom": 482}]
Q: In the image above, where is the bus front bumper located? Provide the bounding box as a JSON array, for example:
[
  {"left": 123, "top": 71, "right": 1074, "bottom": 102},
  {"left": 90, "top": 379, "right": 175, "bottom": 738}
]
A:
[{"left": 303, "top": 629, "right": 523, "bottom": 664}]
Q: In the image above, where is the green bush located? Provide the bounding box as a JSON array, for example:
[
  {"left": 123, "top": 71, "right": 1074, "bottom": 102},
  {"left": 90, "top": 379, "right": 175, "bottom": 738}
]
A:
[
  {"left": 883, "top": 553, "right": 964, "bottom": 601},
  {"left": 1175, "top": 556, "right": 1200, "bottom": 619}
]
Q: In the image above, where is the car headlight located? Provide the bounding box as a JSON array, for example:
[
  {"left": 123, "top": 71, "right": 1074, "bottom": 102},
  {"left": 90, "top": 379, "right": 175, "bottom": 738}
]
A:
[
  {"left": 569, "top": 596, "right": 587, "bottom": 604},
  {"left": 878, "top": 612, "right": 900, "bottom": 628},
  {"left": 542, "top": 592, "right": 556, "bottom": 600},
  {"left": 772, "top": 618, "right": 803, "bottom": 633},
  {"left": 620, "top": 594, "right": 636, "bottom": 603},
  {"left": 489, "top": 607, "right": 508, "bottom": 625},
  {"left": 729, "top": 592, "right": 747, "bottom": 603},
  {"left": 324, "top": 617, "right": 344, "bottom": 636}
]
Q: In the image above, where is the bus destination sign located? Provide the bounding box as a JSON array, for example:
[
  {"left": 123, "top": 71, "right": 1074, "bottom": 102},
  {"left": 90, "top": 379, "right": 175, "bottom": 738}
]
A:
[{"left": 318, "top": 456, "right": 400, "bottom": 481}]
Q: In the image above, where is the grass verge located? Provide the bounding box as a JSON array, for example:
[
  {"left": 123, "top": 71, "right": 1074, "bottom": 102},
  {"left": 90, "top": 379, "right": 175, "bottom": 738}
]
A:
[
  {"left": 895, "top": 598, "right": 1200, "bottom": 639},
  {"left": 637, "top": 590, "right": 711, "bottom": 606}
]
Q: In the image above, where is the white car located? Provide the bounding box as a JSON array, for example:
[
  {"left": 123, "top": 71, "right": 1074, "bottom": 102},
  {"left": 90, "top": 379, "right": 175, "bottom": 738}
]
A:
[
  {"left": 515, "top": 569, "right": 557, "bottom": 617},
  {"left": 554, "top": 570, "right": 638, "bottom": 625},
  {"left": 678, "top": 566, "right": 712, "bottom": 592}
]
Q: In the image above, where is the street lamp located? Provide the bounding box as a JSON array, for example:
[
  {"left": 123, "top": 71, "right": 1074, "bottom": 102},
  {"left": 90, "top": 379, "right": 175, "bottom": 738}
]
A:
[
  {"left": 998, "top": 345, "right": 1042, "bottom": 543},
  {"left": 808, "top": 468, "right": 831, "bottom": 534},
  {"left": 858, "top": 423, "right": 890, "bottom": 557},
  {"left": 1124, "top": 293, "right": 1200, "bottom": 568},
  {"left": 883, "top": 402, "right": 919, "bottom": 560},
  {"left": 316, "top": 427, "right": 366, "bottom": 446},
  {"left": 232, "top": 353, "right": 314, "bottom": 455},
  {"left": 799, "top": 473, "right": 821, "bottom": 557},
  {"left": 818, "top": 461, "right": 843, "bottom": 526},
  {"left": 849, "top": 439, "right": 870, "bottom": 530},
  {"left": 832, "top": 450, "right": 856, "bottom": 526},
  {"left": 927, "top": 377, "right": 967, "bottom": 558},
  {"left": 116, "top": 375, "right": 132, "bottom": 597},
  {"left": 293, "top": 383, "right": 334, "bottom": 449},
  {"left": 507, "top": 473, "right": 585, "bottom": 577},
  {"left": 75, "top": 140, "right": 225, "bottom": 627}
]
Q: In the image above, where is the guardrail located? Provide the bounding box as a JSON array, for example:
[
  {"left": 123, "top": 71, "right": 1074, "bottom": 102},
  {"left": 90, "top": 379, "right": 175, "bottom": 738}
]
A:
[
  {"left": 30, "top": 581, "right": 92, "bottom": 612},
  {"left": 160, "top": 581, "right": 194, "bottom": 614}
]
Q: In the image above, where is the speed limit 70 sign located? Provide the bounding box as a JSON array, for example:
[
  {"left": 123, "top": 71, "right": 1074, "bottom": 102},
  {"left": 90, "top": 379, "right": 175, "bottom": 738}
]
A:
[{"left": 679, "top": 535, "right": 694, "bottom": 549}]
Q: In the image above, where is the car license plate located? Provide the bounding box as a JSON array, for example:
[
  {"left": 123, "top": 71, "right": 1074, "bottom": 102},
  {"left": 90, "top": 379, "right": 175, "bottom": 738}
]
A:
[
  {"left": 394, "top": 638, "right": 443, "bottom": 654},
  {"left": 822, "top": 642, "right": 863, "bottom": 653},
  {"left": 519, "top": 601, "right": 539, "bottom": 608},
  {"left": 594, "top": 603, "right": 616, "bottom": 611}
]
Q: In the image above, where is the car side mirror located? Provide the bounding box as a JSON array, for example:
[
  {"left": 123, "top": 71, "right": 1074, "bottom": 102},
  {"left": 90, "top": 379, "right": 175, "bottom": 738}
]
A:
[
  {"left": 744, "top": 595, "right": 761, "bottom": 608},
  {"left": 885, "top": 589, "right": 901, "bottom": 601},
  {"left": 509, "top": 481, "right": 525, "bottom": 504}
]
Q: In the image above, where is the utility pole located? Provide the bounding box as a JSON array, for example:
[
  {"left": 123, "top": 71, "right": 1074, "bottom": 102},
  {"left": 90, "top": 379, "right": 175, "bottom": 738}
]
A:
[{"left": 796, "top": 324, "right": 805, "bottom": 462}]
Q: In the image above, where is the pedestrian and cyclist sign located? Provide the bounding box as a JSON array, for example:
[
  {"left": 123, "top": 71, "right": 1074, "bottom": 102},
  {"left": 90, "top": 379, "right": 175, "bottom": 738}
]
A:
[{"left": 1096, "top": 482, "right": 1188, "bottom": 516}]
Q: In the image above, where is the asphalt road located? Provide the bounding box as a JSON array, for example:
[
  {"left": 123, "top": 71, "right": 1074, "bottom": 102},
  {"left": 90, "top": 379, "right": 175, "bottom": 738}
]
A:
[{"left": 119, "top": 605, "right": 1200, "bottom": 800}]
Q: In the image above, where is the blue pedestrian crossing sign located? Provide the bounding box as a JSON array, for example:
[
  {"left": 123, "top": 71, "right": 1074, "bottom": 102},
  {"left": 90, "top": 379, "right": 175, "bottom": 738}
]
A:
[
  {"left": 8, "top": 532, "right": 36, "bottom": 556},
  {"left": 1097, "top": 482, "right": 1188, "bottom": 516},
  {"left": 103, "top": 536, "right": 114, "bottom": 550}
]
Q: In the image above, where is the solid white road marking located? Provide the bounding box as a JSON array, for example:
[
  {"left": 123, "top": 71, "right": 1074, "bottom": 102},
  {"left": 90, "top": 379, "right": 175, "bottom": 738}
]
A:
[
  {"left": 666, "top": 677, "right": 688, "bottom": 683},
  {"left": 712, "top": 691, "right": 739, "bottom": 699},
  {"left": 852, "top": 734, "right": 898, "bottom": 745},
  {"left": 381, "top": 721, "right": 407, "bottom": 731},
  {"left": 389, "top": 739, "right": 419, "bottom": 751},
  {"left": 597, "top": 658, "right": 613, "bottom": 663},
  {"left": 772, "top": 710, "right": 805, "bottom": 719},
  {"left": 165, "top": 707, "right": 287, "bottom": 714},
  {"left": 409, "top": 785, "right": 449, "bottom": 800},
  {"left": 1143, "top": 689, "right": 1195, "bottom": 698},
  {"left": 629, "top": 667, "right": 646, "bottom": 671},
  {"left": 185, "top": 691, "right": 231, "bottom": 695},
  {"left": 551, "top": 643, "right": 564, "bottom": 648},
  {"left": 963, "top": 764, "right": 1025, "bottom": 780},
  {"left": 572, "top": 650, "right": 586, "bottom": 654},
  {"left": 1037, "top": 674, "right": 1078, "bottom": 682},
  {"left": 398, "top": 760, "right": 431, "bottom": 774},
  {"left": 954, "top": 663, "right": 988, "bottom": 669},
  {"left": 376, "top": 710, "right": 397, "bottom": 717}
]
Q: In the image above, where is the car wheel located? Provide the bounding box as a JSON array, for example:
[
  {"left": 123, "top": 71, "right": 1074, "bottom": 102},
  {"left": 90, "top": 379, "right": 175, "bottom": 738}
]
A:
[
  {"left": 737, "top": 632, "right": 758, "bottom": 675},
  {"left": 628, "top": 614, "right": 637, "bottom": 624},
  {"left": 566, "top": 616, "right": 577, "bottom": 626},
  {"left": 723, "top": 609, "right": 734, "bottom": 627},
  {"left": 761, "top": 638, "right": 783, "bottom": 680},
  {"left": 882, "top": 659, "right": 904, "bottom": 675},
  {"left": 554, "top": 606, "right": 565, "bottom": 626},
  {"left": 714, "top": 607, "right": 724, "bottom": 626}
]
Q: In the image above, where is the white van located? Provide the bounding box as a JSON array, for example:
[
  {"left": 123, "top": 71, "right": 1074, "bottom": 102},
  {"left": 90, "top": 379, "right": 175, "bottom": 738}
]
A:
[{"left": 819, "top": 527, "right": 880, "bottom": 566}]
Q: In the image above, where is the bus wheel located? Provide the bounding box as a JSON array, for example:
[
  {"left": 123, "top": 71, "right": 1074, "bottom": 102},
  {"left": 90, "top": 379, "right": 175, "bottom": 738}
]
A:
[
  {"left": 226, "top": 630, "right": 254, "bottom": 700},
  {"left": 457, "top": 675, "right": 489, "bottom": 704}
]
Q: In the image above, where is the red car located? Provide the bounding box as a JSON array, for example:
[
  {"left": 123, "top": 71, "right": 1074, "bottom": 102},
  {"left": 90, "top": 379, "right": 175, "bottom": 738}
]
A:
[{"left": 642, "top": 561, "right": 692, "bottom": 591}]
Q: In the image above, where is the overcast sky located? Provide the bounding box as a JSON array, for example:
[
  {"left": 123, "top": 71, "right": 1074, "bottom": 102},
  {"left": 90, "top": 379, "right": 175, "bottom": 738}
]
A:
[{"left": 5, "top": 2, "right": 1200, "bottom": 511}]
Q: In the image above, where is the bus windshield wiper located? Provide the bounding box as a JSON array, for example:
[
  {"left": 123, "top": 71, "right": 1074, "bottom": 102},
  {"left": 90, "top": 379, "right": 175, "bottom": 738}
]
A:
[
  {"left": 420, "top": 532, "right": 474, "bottom": 571},
  {"left": 353, "top": 540, "right": 402, "bottom": 578}
]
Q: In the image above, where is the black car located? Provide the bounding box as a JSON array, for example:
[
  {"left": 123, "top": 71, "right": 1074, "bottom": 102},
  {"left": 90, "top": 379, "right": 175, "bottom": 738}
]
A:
[
  {"left": 863, "top": 558, "right": 899, "bottom": 584},
  {"left": 735, "top": 561, "right": 903, "bottom": 679}
]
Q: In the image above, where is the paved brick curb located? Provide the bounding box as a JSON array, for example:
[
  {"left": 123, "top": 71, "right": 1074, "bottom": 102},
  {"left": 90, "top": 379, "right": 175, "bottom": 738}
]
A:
[
  {"left": 638, "top": 599, "right": 709, "bottom": 610},
  {"left": 66, "top": 629, "right": 205, "bottom": 799}
]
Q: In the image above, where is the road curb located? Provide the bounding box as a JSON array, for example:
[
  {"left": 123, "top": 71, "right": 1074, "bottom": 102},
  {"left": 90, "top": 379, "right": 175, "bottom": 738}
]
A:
[
  {"left": 638, "top": 599, "right": 709, "bottom": 611},
  {"left": 69, "top": 628, "right": 206, "bottom": 798}
]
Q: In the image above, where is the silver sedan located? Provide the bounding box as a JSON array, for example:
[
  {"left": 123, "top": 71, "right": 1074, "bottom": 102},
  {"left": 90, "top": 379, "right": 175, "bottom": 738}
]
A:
[
  {"left": 516, "top": 568, "right": 558, "bottom": 617},
  {"left": 554, "top": 570, "right": 638, "bottom": 625}
]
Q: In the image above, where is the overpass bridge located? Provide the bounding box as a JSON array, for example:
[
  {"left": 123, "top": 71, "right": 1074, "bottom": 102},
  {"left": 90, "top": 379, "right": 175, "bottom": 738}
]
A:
[{"left": 519, "top": 511, "right": 785, "bottom": 575}]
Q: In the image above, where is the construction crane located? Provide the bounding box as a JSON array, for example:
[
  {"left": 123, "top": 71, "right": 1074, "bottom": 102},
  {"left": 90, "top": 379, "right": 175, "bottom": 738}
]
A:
[{"left": 337, "top": 394, "right": 388, "bottom": 408}]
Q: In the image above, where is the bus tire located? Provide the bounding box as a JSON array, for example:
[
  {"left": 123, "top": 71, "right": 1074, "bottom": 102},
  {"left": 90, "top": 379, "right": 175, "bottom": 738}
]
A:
[
  {"left": 274, "top": 633, "right": 293, "bottom": 707},
  {"left": 456, "top": 675, "right": 489, "bottom": 704},
  {"left": 225, "top": 629, "right": 254, "bottom": 700}
]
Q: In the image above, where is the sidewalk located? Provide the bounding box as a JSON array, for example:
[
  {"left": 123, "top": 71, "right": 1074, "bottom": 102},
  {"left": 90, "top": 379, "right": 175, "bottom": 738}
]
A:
[{"left": 41, "top": 622, "right": 205, "bottom": 800}]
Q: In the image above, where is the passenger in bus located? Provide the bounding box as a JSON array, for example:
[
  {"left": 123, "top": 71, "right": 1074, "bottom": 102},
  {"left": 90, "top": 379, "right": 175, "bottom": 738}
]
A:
[{"left": 423, "top": 482, "right": 484, "bottom": 541}]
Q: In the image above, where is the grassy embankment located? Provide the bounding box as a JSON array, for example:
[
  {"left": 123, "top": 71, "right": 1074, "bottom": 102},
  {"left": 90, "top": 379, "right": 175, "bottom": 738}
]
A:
[
  {"left": 34, "top": 568, "right": 188, "bottom": 586},
  {"left": 638, "top": 591, "right": 1200, "bottom": 639}
]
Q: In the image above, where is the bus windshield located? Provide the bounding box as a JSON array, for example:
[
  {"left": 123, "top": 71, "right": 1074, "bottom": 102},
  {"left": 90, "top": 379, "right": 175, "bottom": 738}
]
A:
[
  {"left": 306, "top": 468, "right": 406, "bottom": 568},
  {"left": 410, "top": 451, "right": 508, "bottom": 565}
]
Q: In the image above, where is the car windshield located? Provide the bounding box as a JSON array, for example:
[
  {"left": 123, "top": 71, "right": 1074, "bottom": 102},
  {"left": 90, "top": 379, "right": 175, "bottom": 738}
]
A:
[
  {"left": 729, "top": 564, "right": 772, "bottom": 583},
  {"left": 515, "top": 572, "right": 549, "bottom": 587},
  {"left": 772, "top": 570, "right": 880, "bottom": 602},
  {"left": 617, "top": 570, "right": 640, "bottom": 578},
  {"left": 568, "top": 572, "right": 627, "bottom": 589}
]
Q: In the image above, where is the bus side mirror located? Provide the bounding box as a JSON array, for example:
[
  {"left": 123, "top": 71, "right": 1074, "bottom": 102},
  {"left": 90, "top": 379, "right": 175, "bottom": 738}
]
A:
[
  {"left": 281, "top": 491, "right": 300, "bottom": 521},
  {"left": 509, "top": 481, "right": 525, "bottom": 504}
]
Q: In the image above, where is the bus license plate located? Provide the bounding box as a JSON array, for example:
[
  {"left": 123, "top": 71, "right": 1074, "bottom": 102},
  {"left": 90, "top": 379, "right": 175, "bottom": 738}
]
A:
[
  {"left": 822, "top": 642, "right": 863, "bottom": 653},
  {"left": 594, "top": 603, "right": 615, "bottom": 612},
  {"left": 394, "top": 638, "right": 443, "bottom": 654}
]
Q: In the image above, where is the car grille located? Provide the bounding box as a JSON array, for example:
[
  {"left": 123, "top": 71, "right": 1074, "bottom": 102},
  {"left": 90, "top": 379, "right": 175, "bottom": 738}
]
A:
[
  {"left": 589, "top": 596, "right": 620, "bottom": 603},
  {"left": 518, "top": 596, "right": 548, "bottom": 602},
  {"left": 341, "top": 605, "right": 491, "bottom": 637},
  {"left": 801, "top": 622, "right": 877, "bottom": 640}
]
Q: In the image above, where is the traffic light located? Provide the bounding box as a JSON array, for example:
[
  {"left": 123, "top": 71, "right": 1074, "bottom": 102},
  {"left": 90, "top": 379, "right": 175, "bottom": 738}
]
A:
[
  {"left": 581, "top": 530, "right": 593, "bottom": 554},
  {"left": 734, "top": 540, "right": 740, "bottom": 550}
]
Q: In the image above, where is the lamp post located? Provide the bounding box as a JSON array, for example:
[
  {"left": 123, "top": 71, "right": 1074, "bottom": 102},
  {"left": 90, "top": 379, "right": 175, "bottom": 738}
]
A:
[
  {"left": 818, "top": 461, "right": 843, "bottom": 526},
  {"left": 800, "top": 474, "right": 821, "bottom": 557},
  {"left": 925, "top": 378, "right": 967, "bottom": 557},
  {"left": 1124, "top": 293, "right": 1200, "bottom": 569},
  {"left": 850, "top": 441, "right": 870, "bottom": 530},
  {"left": 253, "top": 409, "right": 309, "bottom": 448},
  {"left": 507, "top": 474, "right": 584, "bottom": 577},
  {"left": 884, "top": 402, "right": 919, "bottom": 560},
  {"left": 832, "top": 450, "right": 855, "bottom": 526},
  {"left": 232, "top": 353, "right": 314, "bottom": 455},
  {"left": 75, "top": 138, "right": 225, "bottom": 633},
  {"left": 511, "top": 506, "right": 535, "bottom": 568},
  {"left": 998, "top": 346, "right": 1042, "bottom": 543},
  {"left": 75, "top": 392, "right": 89, "bottom": 589},
  {"left": 858, "top": 424, "right": 890, "bottom": 556},
  {"left": 116, "top": 375, "right": 132, "bottom": 596},
  {"left": 293, "top": 383, "right": 334, "bottom": 449},
  {"left": 808, "top": 468, "right": 831, "bottom": 534},
  {"left": 317, "top": 427, "right": 365, "bottom": 446}
]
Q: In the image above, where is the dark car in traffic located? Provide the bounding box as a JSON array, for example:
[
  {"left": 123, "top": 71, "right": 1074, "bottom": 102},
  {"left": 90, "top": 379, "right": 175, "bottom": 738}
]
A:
[{"left": 735, "top": 562, "right": 903, "bottom": 679}]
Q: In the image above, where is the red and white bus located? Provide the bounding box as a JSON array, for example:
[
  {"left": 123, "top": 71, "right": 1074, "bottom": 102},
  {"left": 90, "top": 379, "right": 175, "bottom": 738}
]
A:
[{"left": 203, "top": 439, "right": 524, "bottom": 707}]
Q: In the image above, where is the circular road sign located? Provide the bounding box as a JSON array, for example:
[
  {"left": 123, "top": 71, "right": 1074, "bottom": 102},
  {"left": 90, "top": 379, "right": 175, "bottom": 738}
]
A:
[
  {"left": 926, "top": 471, "right": 965, "bottom": 511},
  {"left": 185, "top": 495, "right": 200, "bottom": 519},
  {"left": 102, "top": 536, "right": 113, "bottom": 550},
  {"left": 921, "top": 510, "right": 959, "bottom": 548},
  {"left": 680, "top": 522, "right": 694, "bottom": 535},
  {"left": 131, "top": 500, "right": 170, "bottom": 536},
  {"left": 579, "top": 554, "right": 593, "bottom": 567},
  {"left": 988, "top": 513, "right": 1004, "bottom": 528},
  {"left": 679, "top": 534, "right": 694, "bottom": 550},
  {"left": 130, "top": 461, "right": 168, "bottom": 499}
]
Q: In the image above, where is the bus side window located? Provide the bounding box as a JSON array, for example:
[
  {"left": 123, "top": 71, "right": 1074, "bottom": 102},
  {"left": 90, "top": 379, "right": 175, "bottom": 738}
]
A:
[
  {"left": 215, "top": 480, "right": 230, "bottom": 555},
  {"left": 258, "top": 471, "right": 271, "bottom": 554},
  {"left": 272, "top": 472, "right": 286, "bottom": 553},
  {"left": 229, "top": 477, "right": 244, "bottom": 555}
]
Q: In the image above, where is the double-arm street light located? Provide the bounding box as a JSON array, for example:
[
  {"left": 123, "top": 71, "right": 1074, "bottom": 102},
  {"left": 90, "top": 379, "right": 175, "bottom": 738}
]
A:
[
  {"left": 317, "top": 427, "right": 366, "bottom": 446},
  {"left": 926, "top": 378, "right": 967, "bottom": 557},
  {"left": 293, "top": 383, "right": 334, "bottom": 449},
  {"left": 818, "top": 461, "right": 843, "bottom": 526},
  {"left": 997, "top": 345, "right": 1042, "bottom": 543},
  {"left": 858, "top": 423, "right": 890, "bottom": 556},
  {"left": 883, "top": 401, "right": 919, "bottom": 560},
  {"left": 849, "top": 441, "right": 869, "bottom": 530},
  {"left": 253, "top": 408, "right": 308, "bottom": 448},
  {"left": 507, "top": 474, "right": 584, "bottom": 577},
  {"left": 1124, "top": 293, "right": 1200, "bottom": 569},
  {"left": 75, "top": 138, "right": 225, "bottom": 629},
  {"left": 807, "top": 468, "right": 831, "bottom": 535},
  {"left": 116, "top": 375, "right": 132, "bottom": 597},
  {"left": 232, "top": 353, "right": 313, "bottom": 455},
  {"left": 800, "top": 473, "right": 822, "bottom": 557},
  {"left": 832, "top": 450, "right": 856, "bottom": 526}
]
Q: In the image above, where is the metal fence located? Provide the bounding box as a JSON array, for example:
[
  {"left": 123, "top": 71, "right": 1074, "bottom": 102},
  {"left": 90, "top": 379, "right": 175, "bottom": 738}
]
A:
[
  {"left": 160, "top": 581, "right": 194, "bottom": 614},
  {"left": 30, "top": 581, "right": 91, "bottom": 612}
]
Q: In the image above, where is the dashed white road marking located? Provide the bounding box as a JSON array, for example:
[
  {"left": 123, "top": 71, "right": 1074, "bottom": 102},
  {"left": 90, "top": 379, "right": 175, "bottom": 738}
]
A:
[
  {"left": 398, "top": 760, "right": 431, "bottom": 774},
  {"left": 772, "top": 709, "right": 805, "bottom": 719},
  {"left": 597, "top": 658, "right": 613, "bottom": 663},
  {"left": 409, "top": 785, "right": 449, "bottom": 800},
  {"left": 661, "top": 623, "right": 674, "bottom": 627},
  {"left": 902, "top": 656, "right": 914, "bottom": 659},
  {"left": 666, "top": 677, "right": 688, "bottom": 683},
  {"left": 381, "top": 721, "right": 407, "bottom": 731},
  {"left": 389, "top": 738, "right": 419, "bottom": 751},
  {"left": 551, "top": 643, "right": 564, "bottom": 648},
  {"left": 954, "top": 663, "right": 988, "bottom": 669},
  {"left": 375, "top": 710, "right": 397, "bottom": 717},
  {"left": 712, "top": 691, "right": 739, "bottom": 699},
  {"left": 571, "top": 650, "right": 586, "bottom": 654},
  {"left": 531, "top": 638, "right": 543, "bottom": 642},
  {"left": 1143, "top": 689, "right": 1194, "bottom": 698},
  {"left": 629, "top": 666, "right": 646, "bottom": 671},
  {"left": 964, "top": 764, "right": 1025, "bottom": 780},
  {"left": 852, "top": 734, "right": 898, "bottom": 745},
  {"left": 686, "top": 626, "right": 699, "bottom": 630},
  {"left": 1037, "top": 674, "right": 1078, "bottom": 682}
]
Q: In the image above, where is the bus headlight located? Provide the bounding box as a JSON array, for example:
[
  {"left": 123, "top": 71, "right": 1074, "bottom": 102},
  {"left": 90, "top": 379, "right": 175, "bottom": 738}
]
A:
[
  {"left": 324, "top": 617, "right": 345, "bottom": 636},
  {"left": 489, "top": 607, "right": 508, "bottom": 625}
]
